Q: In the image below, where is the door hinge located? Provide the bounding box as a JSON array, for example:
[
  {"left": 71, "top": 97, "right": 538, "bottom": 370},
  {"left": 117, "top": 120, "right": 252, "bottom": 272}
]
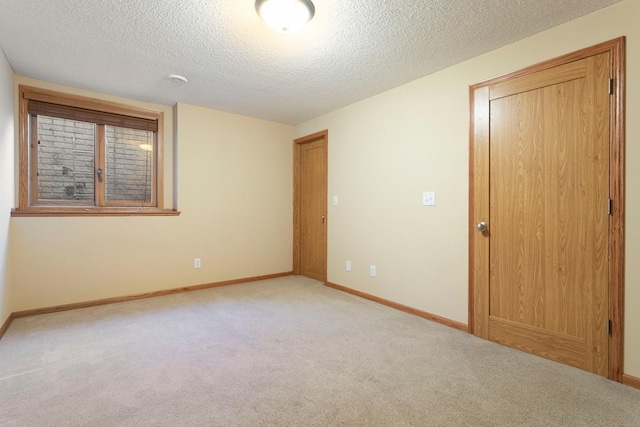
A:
[
  {"left": 608, "top": 199, "right": 613, "bottom": 215},
  {"left": 607, "top": 319, "right": 612, "bottom": 335},
  {"left": 608, "top": 78, "right": 614, "bottom": 95}
]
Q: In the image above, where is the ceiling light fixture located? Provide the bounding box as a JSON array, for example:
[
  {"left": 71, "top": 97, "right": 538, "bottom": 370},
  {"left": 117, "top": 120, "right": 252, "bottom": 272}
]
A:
[
  {"left": 255, "top": 0, "right": 315, "bottom": 33},
  {"left": 167, "top": 74, "right": 189, "bottom": 84}
]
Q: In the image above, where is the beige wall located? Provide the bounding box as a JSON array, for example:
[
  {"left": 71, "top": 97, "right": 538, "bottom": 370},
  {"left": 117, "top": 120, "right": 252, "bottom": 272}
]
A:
[
  {"left": 0, "top": 48, "right": 14, "bottom": 326},
  {"left": 173, "top": 103, "right": 293, "bottom": 281},
  {"left": 296, "top": 0, "right": 640, "bottom": 377},
  {"left": 9, "top": 79, "right": 294, "bottom": 312}
]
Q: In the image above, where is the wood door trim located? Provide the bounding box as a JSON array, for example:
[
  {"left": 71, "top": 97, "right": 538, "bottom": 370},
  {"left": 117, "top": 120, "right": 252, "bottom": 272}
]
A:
[
  {"left": 468, "top": 85, "right": 490, "bottom": 338},
  {"left": 608, "top": 37, "right": 626, "bottom": 382},
  {"left": 468, "top": 37, "right": 625, "bottom": 381},
  {"left": 472, "top": 38, "right": 624, "bottom": 88},
  {"left": 293, "top": 130, "right": 328, "bottom": 280}
]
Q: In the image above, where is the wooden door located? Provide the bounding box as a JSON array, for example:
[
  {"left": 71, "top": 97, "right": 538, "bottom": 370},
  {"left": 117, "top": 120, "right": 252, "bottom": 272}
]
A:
[
  {"left": 294, "top": 131, "right": 328, "bottom": 281},
  {"left": 470, "top": 39, "right": 625, "bottom": 379}
]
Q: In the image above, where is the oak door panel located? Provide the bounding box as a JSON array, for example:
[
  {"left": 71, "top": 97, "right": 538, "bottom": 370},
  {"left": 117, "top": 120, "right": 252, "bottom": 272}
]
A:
[
  {"left": 484, "top": 53, "right": 610, "bottom": 375},
  {"left": 299, "top": 139, "right": 327, "bottom": 281}
]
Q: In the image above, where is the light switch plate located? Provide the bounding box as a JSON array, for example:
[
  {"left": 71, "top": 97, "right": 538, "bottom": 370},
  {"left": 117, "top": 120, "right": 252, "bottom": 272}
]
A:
[
  {"left": 422, "top": 191, "right": 436, "bottom": 206},
  {"left": 333, "top": 195, "right": 339, "bottom": 206}
]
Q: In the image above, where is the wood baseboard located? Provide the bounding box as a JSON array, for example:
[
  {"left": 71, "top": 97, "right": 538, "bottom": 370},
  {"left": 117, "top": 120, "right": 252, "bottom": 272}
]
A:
[
  {"left": 4, "top": 275, "right": 638, "bottom": 386},
  {"left": 0, "top": 271, "right": 293, "bottom": 339},
  {"left": 0, "top": 313, "right": 14, "bottom": 339},
  {"left": 623, "top": 374, "right": 640, "bottom": 390},
  {"left": 325, "top": 281, "right": 469, "bottom": 332}
]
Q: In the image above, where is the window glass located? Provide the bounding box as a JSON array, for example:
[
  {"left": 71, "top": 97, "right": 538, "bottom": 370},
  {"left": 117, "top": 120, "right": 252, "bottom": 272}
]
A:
[
  {"left": 36, "top": 115, "right": 95, "bottom": 201},
  {"left": 105, "top": 126, "right": 153, "bottom": 203}
]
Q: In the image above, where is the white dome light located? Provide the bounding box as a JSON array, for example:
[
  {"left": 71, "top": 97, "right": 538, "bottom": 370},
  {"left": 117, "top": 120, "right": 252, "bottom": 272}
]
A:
[{"left": 255, "top": 0, "right": 315, "bottom": 33}]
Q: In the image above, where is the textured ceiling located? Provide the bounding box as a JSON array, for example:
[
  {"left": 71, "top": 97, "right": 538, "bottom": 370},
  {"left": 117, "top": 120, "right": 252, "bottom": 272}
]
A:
[{"left": 0, "top": 0, "right": 622, "bottom": 125}]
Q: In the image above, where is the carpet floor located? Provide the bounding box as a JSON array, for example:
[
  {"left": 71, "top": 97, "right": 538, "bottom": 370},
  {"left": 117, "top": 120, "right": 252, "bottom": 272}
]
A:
[{"left": 1, "top": 275, "right": 639, "bottom": 426}]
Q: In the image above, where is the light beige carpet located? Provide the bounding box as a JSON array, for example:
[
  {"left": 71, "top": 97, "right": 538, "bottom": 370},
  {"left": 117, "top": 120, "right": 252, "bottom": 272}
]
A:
[{"left": 1, "top": 275, "right": 639, "bottom": 426}]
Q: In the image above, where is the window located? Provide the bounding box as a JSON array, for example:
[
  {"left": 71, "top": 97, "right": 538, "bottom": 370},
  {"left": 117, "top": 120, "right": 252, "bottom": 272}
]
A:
[{"left": 14, "top": 86, "right": 177, "bottom": 216}]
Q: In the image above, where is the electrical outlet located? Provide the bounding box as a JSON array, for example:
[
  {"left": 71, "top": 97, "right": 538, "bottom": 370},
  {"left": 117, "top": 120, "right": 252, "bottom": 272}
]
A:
[
  {"left": 346, "top": 260, "right": 352, "bottom": 271},
  {"left": 194, "top": 258, "right": 201, "bottom": 269},
  {"left": 422, "top": 191, "right": 436, "bottom": 206},
  {"left": 369, "top": 265, "right": 376, "bottom": 277}
]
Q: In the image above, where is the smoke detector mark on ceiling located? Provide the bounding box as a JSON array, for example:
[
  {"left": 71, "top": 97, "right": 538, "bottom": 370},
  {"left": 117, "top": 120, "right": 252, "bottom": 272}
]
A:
[{"left": 168, "top": 74, "right": 189, "bottom": 84}]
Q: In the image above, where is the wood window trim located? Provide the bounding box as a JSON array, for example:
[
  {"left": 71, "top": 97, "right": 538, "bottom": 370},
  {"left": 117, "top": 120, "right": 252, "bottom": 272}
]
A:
[
  {"left": 11, "top": 207, "right": 180, "bottom": 217},
  {"left": 14, "top": 85, "right": 179, "bottom": 217}
]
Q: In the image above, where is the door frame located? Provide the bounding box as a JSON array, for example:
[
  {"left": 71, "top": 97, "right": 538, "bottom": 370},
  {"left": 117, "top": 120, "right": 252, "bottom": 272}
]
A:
[
  {"left": 293, "top": 130, "right": 328, "bottom": 282},
  {"left": 468, "top": 38, "right": 625, "bottom": 381}
]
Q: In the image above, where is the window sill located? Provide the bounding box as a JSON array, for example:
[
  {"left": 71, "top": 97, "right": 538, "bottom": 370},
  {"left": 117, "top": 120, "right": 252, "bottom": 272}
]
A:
[{"left": 11, "top": 207, "right": 181, "bottom": 217}]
